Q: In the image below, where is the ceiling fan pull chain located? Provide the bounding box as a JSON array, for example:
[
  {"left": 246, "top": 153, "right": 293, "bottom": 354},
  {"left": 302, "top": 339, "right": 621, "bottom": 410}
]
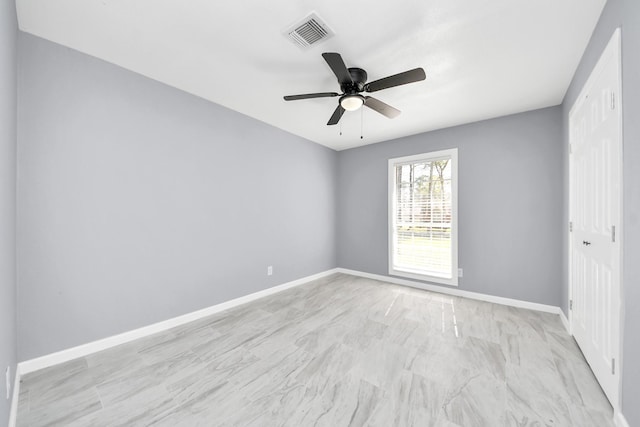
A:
[
  {"left": 360, "top": 107, "right": 364, "bottom": 139},
  {"left": 340, "top": 120, "right": 342, "bottom": 136}
]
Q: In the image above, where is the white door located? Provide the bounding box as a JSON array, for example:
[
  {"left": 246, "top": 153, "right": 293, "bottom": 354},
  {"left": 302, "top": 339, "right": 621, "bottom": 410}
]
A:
[{"left": 569, "top": 29, "right": 622, "bottom": 407}]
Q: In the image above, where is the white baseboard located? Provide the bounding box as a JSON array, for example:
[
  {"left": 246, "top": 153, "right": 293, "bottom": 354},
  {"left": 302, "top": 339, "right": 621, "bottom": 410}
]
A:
[
  {"left": 337, "top": 268, "right": 562, "bottom": 315},
  {"left": 559, "top": 309, "right": 570, "bottom": 333},
  {"left": 18, "top": 268, "right": 339, "bottom": 376},
  {"left": 614, "top": 411, "right": 630, "bottom": 427},
  {"left": 8, "top": 364, "right": 21, "bottom": 427}
]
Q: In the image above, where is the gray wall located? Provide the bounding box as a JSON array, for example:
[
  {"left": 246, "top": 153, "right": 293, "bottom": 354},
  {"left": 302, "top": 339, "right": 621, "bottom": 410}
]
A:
[
  {"left": 561, "top": 0, "right": 640, "bottom": 424},
  {"left": 337, "top": 106, "right": 563, "bottom": 306},
  {"left": 0, "top": 0, "right": 18, "bottom": 423},
  {"left": 17, "top": 33, "right": 337, "bottom": 360}
]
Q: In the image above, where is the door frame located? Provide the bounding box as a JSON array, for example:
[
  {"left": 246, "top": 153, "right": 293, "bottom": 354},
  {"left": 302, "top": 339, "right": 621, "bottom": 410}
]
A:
[{"left": 568, "top": 27, "right": 624, "bottom": 411}]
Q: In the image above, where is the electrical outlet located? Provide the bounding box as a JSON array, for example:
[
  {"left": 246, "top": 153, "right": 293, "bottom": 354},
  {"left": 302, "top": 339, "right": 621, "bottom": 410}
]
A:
[
  {"left": 267, "top": 266, "right": 273, "bottom": 276},
  {"left": 458, "top": 268, "right": 463, "bottom": 278},
  {"left": 5, "top": 366, "right": 10, "bottom": 400}
]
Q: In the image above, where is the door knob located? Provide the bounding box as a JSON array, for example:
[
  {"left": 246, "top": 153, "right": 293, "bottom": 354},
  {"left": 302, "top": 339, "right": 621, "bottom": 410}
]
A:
[{"left": 583, "top": 241, "right": 591, "bottom": 246}]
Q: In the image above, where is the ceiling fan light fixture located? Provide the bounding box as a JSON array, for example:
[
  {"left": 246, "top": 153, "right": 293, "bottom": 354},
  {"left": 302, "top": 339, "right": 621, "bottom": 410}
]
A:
[{"left": 340, "top": 94, "right": 365, "bottom": 111}]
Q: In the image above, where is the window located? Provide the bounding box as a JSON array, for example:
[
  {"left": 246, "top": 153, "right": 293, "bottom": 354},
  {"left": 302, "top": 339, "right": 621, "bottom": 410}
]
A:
[{"left": 388, "top": 149, "right": 458, "bottom": 286}]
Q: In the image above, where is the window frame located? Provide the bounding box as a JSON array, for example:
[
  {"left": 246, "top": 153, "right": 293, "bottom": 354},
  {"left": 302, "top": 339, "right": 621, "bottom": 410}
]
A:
[{"left": 388, "top": 148, "right": 459, "bottom": 286}]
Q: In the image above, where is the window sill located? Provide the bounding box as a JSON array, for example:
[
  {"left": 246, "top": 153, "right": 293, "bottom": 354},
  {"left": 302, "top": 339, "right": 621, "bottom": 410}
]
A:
[{"left": 389, "top": 268, "right": 459, "bottom": 287}]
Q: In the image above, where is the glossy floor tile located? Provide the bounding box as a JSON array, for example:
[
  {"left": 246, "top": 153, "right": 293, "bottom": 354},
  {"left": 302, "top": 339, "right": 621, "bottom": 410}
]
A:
[{"left": 16, "top": 274, "right": 614, "bottom": 426}]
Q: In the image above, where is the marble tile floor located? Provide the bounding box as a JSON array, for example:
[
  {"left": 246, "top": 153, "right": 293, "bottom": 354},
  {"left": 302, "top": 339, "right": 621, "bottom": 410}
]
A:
[{"left": 16, "top": 273, "right": 614, "bottom": 427}]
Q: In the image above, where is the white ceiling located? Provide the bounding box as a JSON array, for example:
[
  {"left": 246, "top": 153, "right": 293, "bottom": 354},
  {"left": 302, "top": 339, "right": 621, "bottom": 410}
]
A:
[{"left": 16, "top": 0, "right": 607, "bottom": 151}]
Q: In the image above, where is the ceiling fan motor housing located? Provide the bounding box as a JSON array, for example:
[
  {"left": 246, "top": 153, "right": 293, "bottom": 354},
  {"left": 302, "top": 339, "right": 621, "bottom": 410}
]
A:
[{"left": 343, "top": 67, "right": 368, "bottom": 93}]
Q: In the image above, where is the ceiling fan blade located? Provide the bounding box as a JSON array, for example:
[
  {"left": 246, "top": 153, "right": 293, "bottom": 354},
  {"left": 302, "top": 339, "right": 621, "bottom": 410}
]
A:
[
  {"left": 283, "top": 92, "right": 339, "bottom": 101},
  {"left": 322, "top": 52, "right": 353, "bottom": 86},
  {"left": 364, "top": 96, "right": 401, "bottom": 118},
  {"left": 327, "top": 105, "right": 346, "bottom": 125},
  {"left": 364, "top": 68, "right": 426, "bottom": 93}
]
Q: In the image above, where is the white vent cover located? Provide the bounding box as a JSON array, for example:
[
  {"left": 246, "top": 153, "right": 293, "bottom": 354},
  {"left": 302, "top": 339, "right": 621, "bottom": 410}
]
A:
[{"left": 284, "top": 12, "right": 334, "bottom": 50}]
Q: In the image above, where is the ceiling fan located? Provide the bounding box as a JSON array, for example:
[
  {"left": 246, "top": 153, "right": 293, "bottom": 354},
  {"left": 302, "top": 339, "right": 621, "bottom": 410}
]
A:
[{"left": 283, "top": 52, "right": 426, "bottom": 126}]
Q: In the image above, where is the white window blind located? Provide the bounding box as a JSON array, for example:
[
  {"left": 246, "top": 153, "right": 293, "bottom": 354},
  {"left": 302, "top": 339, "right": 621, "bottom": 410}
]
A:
[{"left": 389, "top": 149, "right": 458, "bottom": 285}]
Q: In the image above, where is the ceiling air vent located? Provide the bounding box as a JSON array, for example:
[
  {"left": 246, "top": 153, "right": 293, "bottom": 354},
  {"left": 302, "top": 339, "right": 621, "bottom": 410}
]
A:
[{"left": 284, "top": 12, "right": 334, "bottom": 50}]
